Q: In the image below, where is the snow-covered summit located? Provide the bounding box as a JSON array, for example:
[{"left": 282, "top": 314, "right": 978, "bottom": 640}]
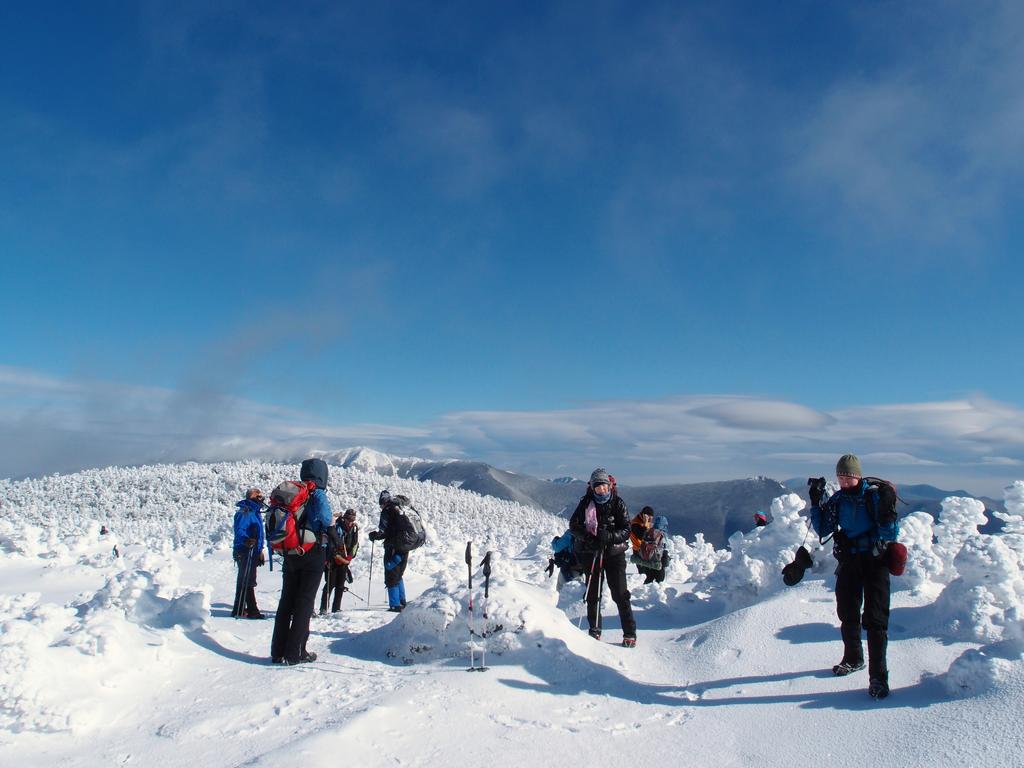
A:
[{"left": 1, "top": 465, "right": 1023, "bottom": 767}]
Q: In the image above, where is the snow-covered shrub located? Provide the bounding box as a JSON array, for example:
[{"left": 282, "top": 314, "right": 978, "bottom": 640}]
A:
[
  {"left": 933, "top": 496, "right": 989, "bottom": 584},
  {"left": 372, "top": 553, "right": 532, "bottom": 663},
  {"left": 894, "top": 511, "right": 943, "bottom": 593},
  {"left": 694, "top": 493, "right": 817, "bottom": 610},
  {"left": 932, "top": 533, "right": 1024, "bottom": 643},
  {"left": 668, "top": 532, "right": 724, "bottom": 583}
]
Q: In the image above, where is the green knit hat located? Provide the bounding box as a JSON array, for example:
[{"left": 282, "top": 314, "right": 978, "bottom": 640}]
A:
[{"left": 836, "top": 454, "right": 863, "bottom": 477}]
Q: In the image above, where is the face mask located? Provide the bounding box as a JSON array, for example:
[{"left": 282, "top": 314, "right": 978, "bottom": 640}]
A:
[{"left": 593, "top": 490, "right": 611, "bottom": 504}]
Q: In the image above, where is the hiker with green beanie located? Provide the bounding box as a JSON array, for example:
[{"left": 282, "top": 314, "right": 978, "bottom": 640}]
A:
[{"left": 809, "top": 454, "right": 901, "bottom": 700}]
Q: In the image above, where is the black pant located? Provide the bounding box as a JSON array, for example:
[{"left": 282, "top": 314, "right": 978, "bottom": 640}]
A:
[
  {"left": 835, "top": 552, "right": 890, "bottom": 681},
  {"left": 232, "top": 549, "right": 259, "bottom": 616},
  {"left": 580, "top": 549, "right": 636, "bottom": 637},
  {"left": 320, "top": 562, "right": 351, "bottom": 613},
  {"left": 271, "top": 551, "right": 324, "bottom": 662}
]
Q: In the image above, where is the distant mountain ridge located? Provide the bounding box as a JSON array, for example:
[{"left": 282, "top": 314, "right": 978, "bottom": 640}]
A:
[{"left": 313, "top": 448, "right": 791, "bottom": 547}]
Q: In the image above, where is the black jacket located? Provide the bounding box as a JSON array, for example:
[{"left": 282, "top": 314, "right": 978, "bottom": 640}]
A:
[
  {"left": 377, "top": 501, "right": 403, "bottom": 550},
  {"left": 569, "top": 492, "right": 630, "bottom": 555}
]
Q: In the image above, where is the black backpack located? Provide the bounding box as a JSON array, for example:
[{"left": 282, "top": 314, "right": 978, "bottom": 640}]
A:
[
  {"left": 390, "top": 495, "right": 427, "bottom": 553},
  {"left": 863, "top": 476, "right": 901, "bottom": 525}
]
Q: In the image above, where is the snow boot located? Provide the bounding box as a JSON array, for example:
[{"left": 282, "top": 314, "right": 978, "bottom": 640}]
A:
[
  {"left": 832, "top": 660, "right": 866, "bottom": 676},
  {"left": 283, "top": 651, "right": 317, "bottom": 666},
  {"left": 387, "top": 584, "right": 402, "bottom": 611},
  {"left": 245, "top": 587, "right": 260, "bottom": 618},
  {"left": 588, "top": 627, "right": 602, "bottom": 641},
  {"left": 869, "top": 678, "right": 890, "bottom": 699},
  {"left": 622, "top": 636, "right": 637, "bottom": 648}
]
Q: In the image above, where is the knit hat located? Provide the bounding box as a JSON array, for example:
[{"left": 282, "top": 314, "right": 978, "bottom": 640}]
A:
[
  {"left": 836, "top": 454, "right": 863, "bottom": 477},
  {"left": 640, "top": 506, "right": 654, "bottom": 517},
  {"left": 590, "top": 468, "right": 611, "bottom": 487},
  {"left": 343, "top": 508, "right": 356, "bottom": 520},
  {"left": 379, "top": 490, "right": 391, "bottom": 506}
]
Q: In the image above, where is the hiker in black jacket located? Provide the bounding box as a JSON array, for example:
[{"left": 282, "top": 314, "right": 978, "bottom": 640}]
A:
[
  {"left": 368, "top": 490, "right": 410, "bottom": 612},
  {"left": 569, "top": 468, "right": 637, "bottom": 647}
]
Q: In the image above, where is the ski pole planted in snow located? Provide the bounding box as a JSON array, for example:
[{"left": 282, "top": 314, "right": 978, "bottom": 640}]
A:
[
  {"left": 479, "top": 550, "right": 492, "bottom": 670},
  {"left": 466, "top": 541, "right": 477, "bottom": 670},
  {"left": 367, "top": 540, "right": 376, "bottom": 606}
]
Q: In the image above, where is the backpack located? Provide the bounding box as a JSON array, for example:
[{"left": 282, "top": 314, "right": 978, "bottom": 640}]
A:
[
  {"left": 390, "top": 495, "right": 426, "bottom": 553},
  {"left": 863, "top": 477, "right": 900, "bottom": 525},
  {"left": 266, "top": 480, "right": 319, "bottom": 555},
  {"left": 634, "top": 528, "right": 666, "bottom": 568},
  {"left": 551, "top": 531, "right": 577, "bottom": 570}
]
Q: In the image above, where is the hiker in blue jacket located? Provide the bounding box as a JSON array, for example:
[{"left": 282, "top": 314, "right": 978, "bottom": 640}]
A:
[
  {"left": 810, "top": 454, "right": 900, "bottom": 700},
  {"left": 232, "top": 488, "right": 266, "bottom": 618},
  {"left": 270, "top": 459, "right": 340, "bottom": 665}
]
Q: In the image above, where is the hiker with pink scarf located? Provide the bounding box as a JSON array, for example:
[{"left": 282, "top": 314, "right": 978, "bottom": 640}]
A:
[{"left": 568, "top": 468, "right": 637, "bottom": 647}]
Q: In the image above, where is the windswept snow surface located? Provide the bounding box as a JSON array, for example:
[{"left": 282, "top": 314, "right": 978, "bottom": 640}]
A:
[{"left": 1, "top": 466, "right": 1022, "bottom": 767}]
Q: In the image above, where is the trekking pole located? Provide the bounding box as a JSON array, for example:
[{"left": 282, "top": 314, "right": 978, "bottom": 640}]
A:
[
  {"left": 341, "top": 586, "right": 365, "bottom": 603},
  {"left": 578, "top": 551, "right": 601, "bottom": 630},
  {"left": 595, "top": 549, "right": 605, "bottom": 635},
  {"left": 367, "top": 540, "right": 376, "bottom": 606},
  {"left": 465, "top": 541, "right": 476, "bottom": 670},
  {"left": 479, "top": 551, "right": 492, "bottom": 671}
]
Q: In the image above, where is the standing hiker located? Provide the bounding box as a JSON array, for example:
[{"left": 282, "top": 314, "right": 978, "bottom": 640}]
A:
[
  {"left": 320, "top": 509, "right": 360, "bottom": 614},
  {"left": 569, "top": 468, "right": 637, "bottom": 647},
  {"left": 809, "top": 454, "right": 901, "bottom": 700},
  {"left": 270, "top": 459, "right": 340, "bottom": 665},
  {"left": 367, "top": 490, "right": 425, "bottom": 612},
  {"left": 232, "top": 488, "right": 266, "bottom": 618}
]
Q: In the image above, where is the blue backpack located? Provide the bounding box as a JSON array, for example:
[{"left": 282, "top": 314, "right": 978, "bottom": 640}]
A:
[{"left": 551, "top": 531, "right": 577, "bottom": 569}]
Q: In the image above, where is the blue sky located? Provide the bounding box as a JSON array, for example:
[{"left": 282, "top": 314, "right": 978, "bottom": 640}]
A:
[{"left": 2, "top": 1, "right": 1023, "bottom": 494}]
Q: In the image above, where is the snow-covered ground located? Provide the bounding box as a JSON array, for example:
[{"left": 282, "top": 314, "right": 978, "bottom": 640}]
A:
[{"left": 1, "top": 463, "right": 1022, "bottom": 767}]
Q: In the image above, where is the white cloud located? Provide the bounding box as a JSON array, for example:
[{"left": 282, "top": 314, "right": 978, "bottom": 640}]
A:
[{"left": 1, "top": 366, "right": 1021, "bottom": 494}]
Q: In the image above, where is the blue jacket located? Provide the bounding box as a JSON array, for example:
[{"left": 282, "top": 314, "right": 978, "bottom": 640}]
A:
[
  {"left": 233, "top": 499, "right": 266, "bottom": 552},
  {"left": 813, "top": 481, "right": 899, "bottom": 553},
  {"left": 303, "top": 488, "right": 334, "bottom": 534}
]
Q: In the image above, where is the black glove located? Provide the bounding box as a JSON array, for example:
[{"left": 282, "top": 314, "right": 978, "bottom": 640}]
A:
[
  {"left": 368, "top": 530, "right": 384, "bottom": 542},
  {"left": 596, "top": 529, "right": 610, "bottom": 545},
  {"left": 346, "top": 568, "right": 354, "bottom": 584},
  {"left": 545, "top": 559, "right": 555, "bottom": 578},
  {"left": 808, "top": 477, "right": 826, "bottom": 507},
  {"left": 245, "top": 537, "right": 256, "bottom": 548}
]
